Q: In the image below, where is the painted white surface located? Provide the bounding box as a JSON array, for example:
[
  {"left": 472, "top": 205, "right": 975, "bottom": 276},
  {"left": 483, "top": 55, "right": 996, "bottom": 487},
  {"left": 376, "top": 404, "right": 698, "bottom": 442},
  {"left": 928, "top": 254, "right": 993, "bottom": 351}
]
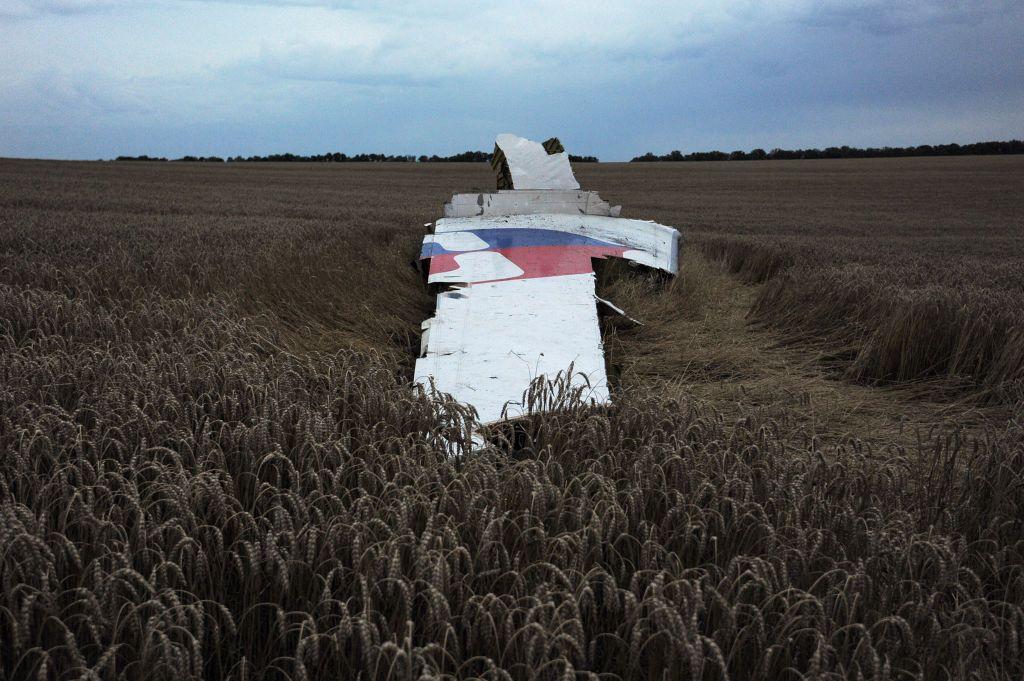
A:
[
  {"left": 414, "top": 274, "right": 609, "bottom": 424},
  {"left": 444, "top": 190, "right": 616, "bottom": 218},
  {"left": 434, "top": 213, "right": 680, "bottom": 275},
  {"left": 427, "top": 251, "right": 525, "bottom": 284},
  {"left": 495, "top": 133, "right": 580, "bottom": 190},
  {"left": 415, "top": 144, "right": 681, "bottom": 430},
  {"left": 424, "top": 231, "right": 489, "bottom": 252}
]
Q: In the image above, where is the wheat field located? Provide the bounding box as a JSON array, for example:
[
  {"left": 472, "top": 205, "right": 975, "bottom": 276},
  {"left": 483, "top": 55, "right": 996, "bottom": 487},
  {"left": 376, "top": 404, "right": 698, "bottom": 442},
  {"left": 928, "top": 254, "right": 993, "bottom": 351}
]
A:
[{"left": 1, "top": 156, "right": 1022, "bottom": 680}]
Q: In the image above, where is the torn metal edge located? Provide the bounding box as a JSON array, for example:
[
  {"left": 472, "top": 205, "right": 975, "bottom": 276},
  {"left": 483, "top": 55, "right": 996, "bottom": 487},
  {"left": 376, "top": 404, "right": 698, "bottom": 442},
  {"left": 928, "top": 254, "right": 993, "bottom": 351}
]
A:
[
  {"left": 491, "top": 133, "right": 580, "bottom": 191},
  {"left": 443, "top": 190, "right": 617, "bottom": 218},
  {"left": 415, "top": 133, "right": 681, "bottom": 446}
]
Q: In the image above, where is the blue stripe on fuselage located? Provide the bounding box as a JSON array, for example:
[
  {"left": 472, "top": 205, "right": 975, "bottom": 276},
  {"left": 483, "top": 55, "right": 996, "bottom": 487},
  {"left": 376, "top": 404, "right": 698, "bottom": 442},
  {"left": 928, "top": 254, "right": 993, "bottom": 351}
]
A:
[{"left": 421, "top": 228, "right": 619, "bottom": 258}]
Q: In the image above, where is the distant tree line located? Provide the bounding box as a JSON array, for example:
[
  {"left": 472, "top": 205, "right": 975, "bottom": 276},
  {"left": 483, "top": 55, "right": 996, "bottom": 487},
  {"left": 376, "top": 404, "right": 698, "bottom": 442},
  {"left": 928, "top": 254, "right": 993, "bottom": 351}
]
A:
[
  {"left": 418, "top": 151, "right": 490, "bottom": 162},
  {"left": 112, "top": 140, "right": 1024, "bottom": 165},
  {"left": 115, "top": 155, "right": 225, "bottom": 162},
  {"left": 230, "top": 152, "right": 421, "bottom": 162},
  {"left": 113, "top": 152, "right": 473, "bottom": 163},
  {"left": 113, "top": 150, "right": 602, "bottom": 163},
  {"left": 631, "top": 140, "right": 1024, "bottom": 162}
]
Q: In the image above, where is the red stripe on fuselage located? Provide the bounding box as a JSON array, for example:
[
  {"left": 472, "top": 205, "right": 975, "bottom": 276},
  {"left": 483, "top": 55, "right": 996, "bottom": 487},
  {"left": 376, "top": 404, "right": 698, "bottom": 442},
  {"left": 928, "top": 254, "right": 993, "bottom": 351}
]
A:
[{"left": 427, "top": 245, "right": 628, "bottom": 283}]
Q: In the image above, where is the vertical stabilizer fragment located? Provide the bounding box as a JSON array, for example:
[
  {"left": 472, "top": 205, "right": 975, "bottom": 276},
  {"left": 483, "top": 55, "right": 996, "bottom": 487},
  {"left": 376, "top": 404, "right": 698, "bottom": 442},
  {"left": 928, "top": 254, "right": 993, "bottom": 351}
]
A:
[{"left": 491, "top": 133, "right": 580, "bottom": 190}]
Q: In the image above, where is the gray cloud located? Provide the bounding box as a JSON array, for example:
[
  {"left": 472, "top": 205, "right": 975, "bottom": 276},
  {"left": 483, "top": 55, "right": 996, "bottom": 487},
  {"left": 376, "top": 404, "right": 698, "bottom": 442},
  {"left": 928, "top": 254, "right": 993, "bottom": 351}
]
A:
[
  {"left": 1, "top": 0, "right": 1021, "bottom": 159},
  {"left": 0, "top": 72, "right": 155, "bottom": 123},
  {"left": 0, "top": 0, "right": 133, "bottom": 18},
  {"left": 796, "top": 0, "right": 1020, "bottom": 35}
]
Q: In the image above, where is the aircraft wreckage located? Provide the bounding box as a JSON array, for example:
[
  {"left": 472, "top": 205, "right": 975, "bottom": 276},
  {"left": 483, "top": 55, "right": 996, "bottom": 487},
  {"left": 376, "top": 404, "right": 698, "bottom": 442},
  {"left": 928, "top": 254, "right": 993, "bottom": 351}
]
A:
[{"left": 415, "top": 134, "right": 680, "bottom": 425}]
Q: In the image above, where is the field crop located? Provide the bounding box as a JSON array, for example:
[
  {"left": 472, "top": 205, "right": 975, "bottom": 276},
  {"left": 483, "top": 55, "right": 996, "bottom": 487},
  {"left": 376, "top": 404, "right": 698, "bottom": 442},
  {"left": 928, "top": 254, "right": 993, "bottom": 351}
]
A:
[
  {"left": 1, "top": 157, "right": 1022, "bottom": 680},
  {"left": 579, "top": 157, "right": 1024, "bottom": 402}
]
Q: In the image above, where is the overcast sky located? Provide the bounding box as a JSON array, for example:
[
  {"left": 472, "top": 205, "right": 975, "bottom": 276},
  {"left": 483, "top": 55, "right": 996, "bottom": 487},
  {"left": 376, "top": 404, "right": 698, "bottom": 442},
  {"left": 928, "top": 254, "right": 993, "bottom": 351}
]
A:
[{"left": 1, "top": 0, "right": 1022, "bottom": 160}]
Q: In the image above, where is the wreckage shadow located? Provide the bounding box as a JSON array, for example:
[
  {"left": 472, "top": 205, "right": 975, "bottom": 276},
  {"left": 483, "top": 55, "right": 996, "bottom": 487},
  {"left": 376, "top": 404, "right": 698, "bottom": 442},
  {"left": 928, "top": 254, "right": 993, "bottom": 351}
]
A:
[{"left": 592, "top": 256, "right": 675, "bottom": 394}]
